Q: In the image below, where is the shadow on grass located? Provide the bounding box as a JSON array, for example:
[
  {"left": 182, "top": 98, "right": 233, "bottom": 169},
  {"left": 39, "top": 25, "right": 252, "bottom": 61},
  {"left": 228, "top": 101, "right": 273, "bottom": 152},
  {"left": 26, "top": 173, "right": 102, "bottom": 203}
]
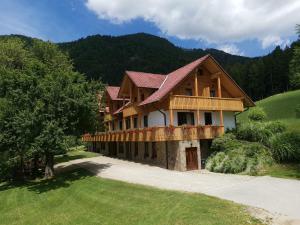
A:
[
  {"left": 0, "top": 162, "right": 111, "bottom": 193},
  {"left": 55, "top": 153, "right": 99, "bottom": 164}
]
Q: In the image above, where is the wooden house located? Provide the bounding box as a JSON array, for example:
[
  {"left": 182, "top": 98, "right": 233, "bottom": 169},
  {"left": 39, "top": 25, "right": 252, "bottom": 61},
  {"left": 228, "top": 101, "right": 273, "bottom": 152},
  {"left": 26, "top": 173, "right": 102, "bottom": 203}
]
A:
[{"left": 82, "top": 55, "right": 254, "bottom": 171}]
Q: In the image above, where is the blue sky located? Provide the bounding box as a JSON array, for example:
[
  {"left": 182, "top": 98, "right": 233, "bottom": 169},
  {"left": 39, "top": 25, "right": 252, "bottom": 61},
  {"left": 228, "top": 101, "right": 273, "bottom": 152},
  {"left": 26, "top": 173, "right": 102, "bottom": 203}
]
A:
[{"left": 0, "top": 0, "right": 299, "bottom": 57}]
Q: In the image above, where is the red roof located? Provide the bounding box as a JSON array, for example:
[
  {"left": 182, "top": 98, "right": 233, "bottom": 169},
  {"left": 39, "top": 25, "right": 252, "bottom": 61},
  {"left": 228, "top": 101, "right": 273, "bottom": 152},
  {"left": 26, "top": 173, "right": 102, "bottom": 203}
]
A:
[
  {"left": 126, "top": 71, "right": 166, "bottom": 89},
  {"left": 106, "top": 86, "right": 123, "bottom": 101},
  {"left": 139, "top": 55, "right": 210, "bottom": 106}
]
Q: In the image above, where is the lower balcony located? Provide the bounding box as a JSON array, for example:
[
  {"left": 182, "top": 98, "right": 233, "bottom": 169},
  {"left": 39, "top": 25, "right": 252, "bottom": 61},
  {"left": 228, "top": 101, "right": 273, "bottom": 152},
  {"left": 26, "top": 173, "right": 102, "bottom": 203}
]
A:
[{"left": 82, "top": 125, "right": 224, "bottom": 142}]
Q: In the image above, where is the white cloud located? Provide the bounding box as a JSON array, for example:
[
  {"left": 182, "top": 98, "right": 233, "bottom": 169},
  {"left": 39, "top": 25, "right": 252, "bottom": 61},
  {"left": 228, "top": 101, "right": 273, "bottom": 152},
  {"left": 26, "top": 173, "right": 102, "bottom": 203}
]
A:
[
  {"left": 217, "top": 44, "right": 244, "bottom": 56},
  {"left": 261, "top": 36, "right": 291, "bottom": 49},
  {"left": 85, "top": 0, "right": 300, "bottom": 48}
]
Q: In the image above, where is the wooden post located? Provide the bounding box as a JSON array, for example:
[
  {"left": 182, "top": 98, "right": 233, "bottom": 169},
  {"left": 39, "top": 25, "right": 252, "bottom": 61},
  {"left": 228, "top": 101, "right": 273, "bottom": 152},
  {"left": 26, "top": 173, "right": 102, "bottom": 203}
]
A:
[
  {"left": 217, "top": 76, "right": 222, "bottom": 98},
  {"left": 194, "top": 72, "right": 198, "bottom": 96},
  {"left": 169, "top": 92, "right": 174, "bottom": 126},
  {"left": 123, "top": 118, "right": 126, "bottom": 130},
  {"left": 137, "top": 88, "right": 140, "bottom": 102},
  {"left": 108, "top": 121, "right": 112, "bottom": 131},
  {"left": 196, "top": 110, "right": 201, "bottom": 125},
  {"left": 138, "top": 114, "right": 142, "bottom": 128},
  {"left": 130, "top": 116, "right": 134, "bottom": 129},
  {"left": 219, "top": 110, "right": 224, "bottom": 126}
]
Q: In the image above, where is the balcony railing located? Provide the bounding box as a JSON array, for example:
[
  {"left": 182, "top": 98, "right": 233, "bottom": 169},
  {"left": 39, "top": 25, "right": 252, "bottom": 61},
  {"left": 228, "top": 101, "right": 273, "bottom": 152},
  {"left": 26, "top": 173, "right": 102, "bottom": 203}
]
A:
[
  {"left": 82, "top": 125, "right": 224, "bottom": 142},
  {"left": 122, "top": 103, "right": 141, "bottom": 117},
  {"left": 170, "top": 95, "right": 244, "bottom": 111}
]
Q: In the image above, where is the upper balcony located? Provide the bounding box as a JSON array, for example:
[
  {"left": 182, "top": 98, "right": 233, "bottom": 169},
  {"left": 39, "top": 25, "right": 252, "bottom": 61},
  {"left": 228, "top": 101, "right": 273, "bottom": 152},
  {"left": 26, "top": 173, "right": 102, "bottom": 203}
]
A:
[{"left": 170, "top": 95, "right": 244, "bottom": 112}]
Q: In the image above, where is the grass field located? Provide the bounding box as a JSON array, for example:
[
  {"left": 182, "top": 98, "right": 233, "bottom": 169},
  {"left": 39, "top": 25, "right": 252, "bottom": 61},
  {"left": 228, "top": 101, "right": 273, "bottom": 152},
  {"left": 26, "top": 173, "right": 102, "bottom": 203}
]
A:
[
  {"left": 238, "top": 89, "right": 300, "bottom": 133},
  {"left": 55, "top": 146, "right": 100, "bottom": 164},
  {"left": 0, "top": 168, "right": 262, "bottom": 225},
  {"left": 262, "top": 163, "right": 300, "bottom": 180}
]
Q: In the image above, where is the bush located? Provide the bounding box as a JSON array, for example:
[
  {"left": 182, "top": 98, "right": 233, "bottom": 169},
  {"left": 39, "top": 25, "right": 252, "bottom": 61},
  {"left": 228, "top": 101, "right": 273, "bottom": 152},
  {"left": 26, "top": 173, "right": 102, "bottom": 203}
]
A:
[
  {"left": 206, "top": 142, "right": 273, "bottom": 175},
  {"left": 248, "top": 107, "right": 267, "bottom": 122},
  {"left": 270, "top": 132, "right": 300, "bottom": 162},
  {"left": 210, "top": 133, "right": 241, "bottom": 152},
  {"left": 236, "top": 122, "right": 273, "bottom": 145},
  {"left": 264, "top": 121, "right": 286, "bottom": 134},
  {"left": 295, "top": 104, "right": 300, "bottom": 118}
]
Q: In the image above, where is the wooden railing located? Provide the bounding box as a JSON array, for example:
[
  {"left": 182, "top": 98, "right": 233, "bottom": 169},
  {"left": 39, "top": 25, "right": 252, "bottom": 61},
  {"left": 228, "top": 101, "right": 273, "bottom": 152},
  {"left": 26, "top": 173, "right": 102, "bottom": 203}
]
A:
[
  {"left": 170, "top": 95, "right": 244, "bottom": 111},
  {"left": 82, "top": 125, "right": 224, "bottom": 142}
]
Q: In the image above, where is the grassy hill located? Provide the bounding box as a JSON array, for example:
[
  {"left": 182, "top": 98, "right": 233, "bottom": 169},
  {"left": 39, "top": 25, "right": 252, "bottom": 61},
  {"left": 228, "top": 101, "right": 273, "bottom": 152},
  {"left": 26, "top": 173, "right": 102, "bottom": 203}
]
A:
[{"left": 238, "top": 90, "right": 300, "bottom": 132}]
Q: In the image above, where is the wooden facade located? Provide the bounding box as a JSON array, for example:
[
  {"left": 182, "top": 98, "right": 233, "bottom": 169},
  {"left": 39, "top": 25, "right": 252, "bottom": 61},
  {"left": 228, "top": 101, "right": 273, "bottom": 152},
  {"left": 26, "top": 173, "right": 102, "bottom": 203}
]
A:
[{"left": 84, "top": 55, "right": 254, "bottom": 143}]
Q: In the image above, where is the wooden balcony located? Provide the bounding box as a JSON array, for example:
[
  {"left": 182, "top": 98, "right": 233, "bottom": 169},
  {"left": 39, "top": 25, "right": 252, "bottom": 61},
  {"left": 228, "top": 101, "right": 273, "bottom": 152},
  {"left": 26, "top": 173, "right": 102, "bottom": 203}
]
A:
[
  {"left": 122, "top": 103, "right": 141, "bottom": 117},
  {"left": 82, "top": 125, "right": 224, "bottom": 142},
  {"left": 170, "top": 95, "right": 244, "bottom": 112},
  {"left": 104, "top": 113, "right": 113, "bottom": 122}
]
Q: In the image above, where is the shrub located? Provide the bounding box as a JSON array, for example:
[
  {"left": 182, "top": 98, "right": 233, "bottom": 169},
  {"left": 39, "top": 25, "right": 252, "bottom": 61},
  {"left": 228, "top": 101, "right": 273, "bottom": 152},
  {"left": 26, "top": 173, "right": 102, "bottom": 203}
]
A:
[
  {"left": 236, "top": 122, "right": 273, "bottom": 145},
  {"left": 210, "top": 133, "right": 241, "bottom": 152},
  {"left": 206, "top": 142, "right": 273, "bottom": 175},
  {"left": 295, "top": 104, "right": 300, "bottom": 118},
  {"left": 270, "top": 132, "right": 300, "bottom": 162},
  {"left": 248, "top": 107, "right": 267, "bottom": 122},
  {"left": 264, "top": 121, "right": 286, "bottom": 134}
]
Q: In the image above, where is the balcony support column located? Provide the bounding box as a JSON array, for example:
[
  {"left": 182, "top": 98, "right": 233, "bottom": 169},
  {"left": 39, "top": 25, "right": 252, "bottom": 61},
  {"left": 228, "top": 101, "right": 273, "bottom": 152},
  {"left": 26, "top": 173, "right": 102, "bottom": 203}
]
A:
[
  {"left": 130, "top": 116, "right": 134, "bottom": 129},
  {"left": 122, "top": 118, "right": 126, "bottom": 130},
  {"left": 138, "top": 114, "right": 142, "bottom": 128},
  {"left": 196, "top": 110, "right": 201, "bottom": 125},
  {"left": 217, "top": 76, "right": 222, "bottom": 98},
  {"left": 169, "top": 109, "right": 174, "bottom": 126}
]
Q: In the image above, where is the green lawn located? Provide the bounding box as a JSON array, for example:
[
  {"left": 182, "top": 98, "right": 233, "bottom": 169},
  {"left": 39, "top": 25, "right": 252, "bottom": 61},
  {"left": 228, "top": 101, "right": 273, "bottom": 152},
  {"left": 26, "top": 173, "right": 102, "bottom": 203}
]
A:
[
  {"left": 55, "top": 146, "right": 100, "bottom": 164},
  {"left": 238, "top": 89, "right": 300, "bottom": 133},
  {"left": 0, "top": 168, "right": 262, "bottom": 225},
  {"left": 262, "top": 163, "right": 300, "bottom": 180}
]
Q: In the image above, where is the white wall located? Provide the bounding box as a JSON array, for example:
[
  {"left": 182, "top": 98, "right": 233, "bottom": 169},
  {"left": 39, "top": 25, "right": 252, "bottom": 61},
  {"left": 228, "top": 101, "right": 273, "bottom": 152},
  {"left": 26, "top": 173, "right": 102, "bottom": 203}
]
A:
[
  {"left": 145, "top": 110, "right": 236, "bottom": 129},
  {"left": 147, "top": 110, "right": 170, "bottom": 127},
  {"left": 223, "top": 111, "right": 236, "bottom": 130}
]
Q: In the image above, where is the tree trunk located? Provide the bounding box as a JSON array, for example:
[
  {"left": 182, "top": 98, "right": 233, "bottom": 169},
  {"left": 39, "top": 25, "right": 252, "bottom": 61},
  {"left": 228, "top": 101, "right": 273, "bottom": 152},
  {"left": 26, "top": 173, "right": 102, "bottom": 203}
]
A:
[{"left": 44, "top": 153, "right": 54, "bottom": 179}]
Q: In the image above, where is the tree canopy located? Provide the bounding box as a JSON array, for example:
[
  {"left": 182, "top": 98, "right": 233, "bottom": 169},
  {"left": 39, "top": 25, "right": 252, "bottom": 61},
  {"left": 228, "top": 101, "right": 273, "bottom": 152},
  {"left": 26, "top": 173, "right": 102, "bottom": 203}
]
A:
[{"left": 0, "top": 37, "right": 103, "bottom": 180}]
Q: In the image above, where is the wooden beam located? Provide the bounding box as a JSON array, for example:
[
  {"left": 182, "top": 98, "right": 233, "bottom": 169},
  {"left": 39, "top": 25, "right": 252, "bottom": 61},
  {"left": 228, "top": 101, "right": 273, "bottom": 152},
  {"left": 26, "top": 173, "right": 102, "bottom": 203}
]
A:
[
  {"left": 194, "top": 72, "right": 198, "bottom": 96},
  {"left": 122, "top": 118, "right": 126, "bottom": 130},
  {"left": 196, "top": 110, "right": 201, "bottom": 125},
  {"left": 130, "top": 116, "right": 134, "bottom": 129},
  {"left": 138, "top": 113, "right": 142, "bottom": 128},
  {"left": 219, "top": 110, "right": 224, "bottom": 126},
  {"left": 169, "top": 109, "right": 174, "bottom": 126},
  {"left": 217, "top": 76, "right": 222, "bottom": 98}
]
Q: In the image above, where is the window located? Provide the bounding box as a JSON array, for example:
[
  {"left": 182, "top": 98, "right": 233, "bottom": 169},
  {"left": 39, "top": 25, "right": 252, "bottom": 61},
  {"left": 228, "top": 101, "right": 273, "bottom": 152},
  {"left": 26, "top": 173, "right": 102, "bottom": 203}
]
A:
[
  {"left": 151, "top": 142, "right": 157, "bottom": 159},
  {"left": 134, "top": 142, "right": 138, "bottom": 157},
  {"left": 144, "top": 143, "right": 149, "bottom": 158},
  {"left": 204, "top": 112, "right": 212, "bottom": 125},
  {"left": 185, "top": 88, "right": 193, "bottom": 96},
  {"left": 143, "top": 115, "right": 148, "bottom": 127},
  {"left": 134, "top": 97, "right": 137, "bottom": 102},
  {"left": 177, "top": 112, "right": 195, "bottom": 126},
  {"left": 119, "top": 142, "right": 124, "bottom": 154},
  {"left": 210, "top": 89, "right": 216, "bottom": 97},
  {"left": 125, "top": 117, "right": 131, "bottom": 129},
  {"left": 141, "top": 93, "right": 145, "bottom": 101},
  {"left": 133, "top": 117, "right": 138, "bottom": 128}
]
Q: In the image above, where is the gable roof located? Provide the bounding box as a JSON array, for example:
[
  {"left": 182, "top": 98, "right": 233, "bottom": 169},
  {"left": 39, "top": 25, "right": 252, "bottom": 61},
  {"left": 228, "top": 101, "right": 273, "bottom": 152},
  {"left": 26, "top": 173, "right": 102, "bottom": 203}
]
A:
[
  {"left": 125, "top": 71, "right": 166, "bottom": 89},
  {"left": 139, "top": 55, "right": 210, "bottom": 106},
  {"left": 106, "top": 86, "right": 123, "bottom": 101},
  {"left": 139, "top": 54, "right": 254, "bottom": 107}
]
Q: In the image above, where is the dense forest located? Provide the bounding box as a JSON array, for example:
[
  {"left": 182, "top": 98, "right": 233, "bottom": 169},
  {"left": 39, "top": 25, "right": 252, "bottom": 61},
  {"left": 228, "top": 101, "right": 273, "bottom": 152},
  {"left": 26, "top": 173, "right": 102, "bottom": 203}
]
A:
[{"left": 1, "top": 33, "right": 299, "bottom": 101}]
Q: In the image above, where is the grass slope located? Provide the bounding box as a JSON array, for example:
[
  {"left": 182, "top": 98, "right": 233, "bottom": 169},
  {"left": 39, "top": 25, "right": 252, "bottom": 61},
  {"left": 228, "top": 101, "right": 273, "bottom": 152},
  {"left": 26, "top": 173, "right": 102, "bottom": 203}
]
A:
[
  {"left": 0, "top": 169, "right": 262, "bottom": 225},
  {"left": 238, "top": 90, "right": 300, "bottom": 133}
]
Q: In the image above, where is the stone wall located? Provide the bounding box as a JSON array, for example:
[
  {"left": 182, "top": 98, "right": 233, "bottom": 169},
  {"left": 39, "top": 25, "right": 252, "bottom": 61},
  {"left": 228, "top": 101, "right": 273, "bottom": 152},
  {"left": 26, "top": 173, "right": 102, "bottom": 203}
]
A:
[{"left": 95, "top": 139, "right": 201, "bottom": 172}]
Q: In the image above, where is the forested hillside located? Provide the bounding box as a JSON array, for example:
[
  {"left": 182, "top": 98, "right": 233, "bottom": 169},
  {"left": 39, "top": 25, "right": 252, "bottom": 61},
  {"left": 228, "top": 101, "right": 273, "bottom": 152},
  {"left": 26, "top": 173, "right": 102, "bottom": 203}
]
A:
[{"left": 1, "top": 33, "right": 299, "bottom": 101}]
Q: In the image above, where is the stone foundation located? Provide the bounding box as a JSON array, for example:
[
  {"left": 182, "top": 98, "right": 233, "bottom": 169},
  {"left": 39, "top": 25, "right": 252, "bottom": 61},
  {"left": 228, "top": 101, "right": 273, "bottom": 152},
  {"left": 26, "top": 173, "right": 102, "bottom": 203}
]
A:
[{"left": 93, "top": 139, "right": 202, "bottom": 171}]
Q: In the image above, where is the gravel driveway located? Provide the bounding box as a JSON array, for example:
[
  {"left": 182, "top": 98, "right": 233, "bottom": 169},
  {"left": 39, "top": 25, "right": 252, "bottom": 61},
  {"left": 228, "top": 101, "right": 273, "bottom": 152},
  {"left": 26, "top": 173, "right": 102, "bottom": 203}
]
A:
[{"left": 56, "top": 156, "right": 300, "bottom": 223}]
